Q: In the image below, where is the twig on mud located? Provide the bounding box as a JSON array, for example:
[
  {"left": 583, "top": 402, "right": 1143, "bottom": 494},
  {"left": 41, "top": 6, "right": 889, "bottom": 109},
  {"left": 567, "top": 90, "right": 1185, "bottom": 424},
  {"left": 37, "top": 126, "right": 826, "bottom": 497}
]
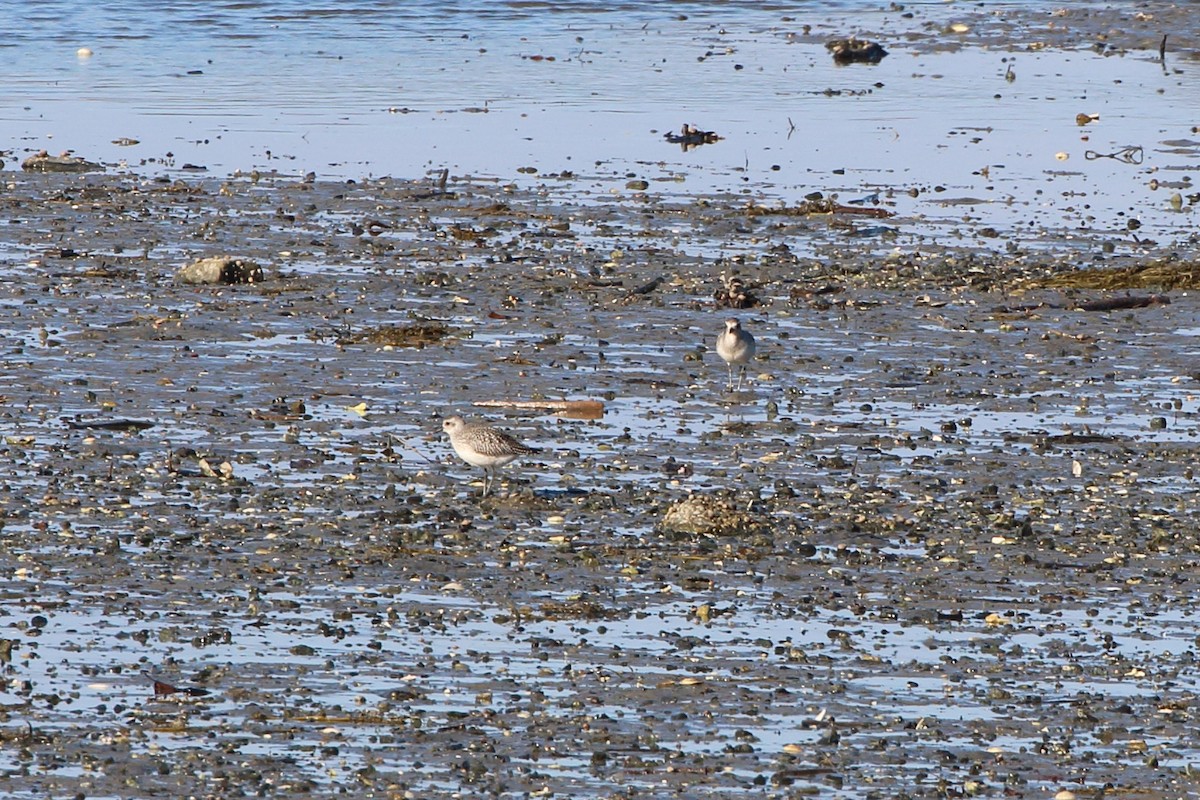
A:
[{"left": 387, "top": 433, "right": 443, "bottom": 467}]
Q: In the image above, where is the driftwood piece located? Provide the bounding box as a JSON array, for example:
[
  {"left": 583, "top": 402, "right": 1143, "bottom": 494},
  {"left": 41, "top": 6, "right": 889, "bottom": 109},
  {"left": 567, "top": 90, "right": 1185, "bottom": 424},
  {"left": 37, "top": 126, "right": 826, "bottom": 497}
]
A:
[
  {"left": 994, "top": 295, "right": 1170, "bottom": 314},
  {"left": 65, "top": 418, "right": 155, "bottom": 432},
  {"left": 628, "top": 276, "right": 663, "bottom": 296},
  {"left": 474, "top": 399, "right": 605, "bottom": 419},
  {"left": 1072, "top": 295, "right": 1170, "bottom": 312}
]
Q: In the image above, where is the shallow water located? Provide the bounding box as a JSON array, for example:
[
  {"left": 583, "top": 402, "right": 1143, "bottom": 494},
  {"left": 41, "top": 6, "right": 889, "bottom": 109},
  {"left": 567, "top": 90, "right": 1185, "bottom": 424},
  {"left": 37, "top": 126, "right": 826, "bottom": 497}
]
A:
[{"left": 4, "top": 1, "right": 1197, "bottom": 252}]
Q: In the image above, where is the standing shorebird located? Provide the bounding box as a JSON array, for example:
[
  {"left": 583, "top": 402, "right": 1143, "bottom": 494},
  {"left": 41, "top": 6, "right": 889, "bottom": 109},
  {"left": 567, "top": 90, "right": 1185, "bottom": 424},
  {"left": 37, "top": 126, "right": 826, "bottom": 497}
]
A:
[
  {"left": 716, "top": 317, "right": 756, "bottom": 391},
  {"left": 442, "top": 415, "right": 541, "bottom": 497}
]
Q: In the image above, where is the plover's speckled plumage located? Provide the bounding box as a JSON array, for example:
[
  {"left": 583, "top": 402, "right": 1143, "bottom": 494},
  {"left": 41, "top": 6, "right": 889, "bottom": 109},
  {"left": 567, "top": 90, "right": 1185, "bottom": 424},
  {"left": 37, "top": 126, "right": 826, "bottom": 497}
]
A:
[
  {"left": 442, "top": 415, "right": 541, "bottom": 496},
  {"left": 716, "top": 317, "right": 756, "bottom": 390}
]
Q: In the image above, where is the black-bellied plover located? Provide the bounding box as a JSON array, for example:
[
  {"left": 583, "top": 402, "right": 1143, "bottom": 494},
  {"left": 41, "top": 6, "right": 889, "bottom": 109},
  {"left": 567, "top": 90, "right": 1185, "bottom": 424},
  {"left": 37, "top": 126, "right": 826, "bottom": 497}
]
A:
[
  {"left": 716, "top": 317, "right": 756, "bottom": 391},
  {"left": 442, "top": 415, "right": 541, "bottom": 497}
]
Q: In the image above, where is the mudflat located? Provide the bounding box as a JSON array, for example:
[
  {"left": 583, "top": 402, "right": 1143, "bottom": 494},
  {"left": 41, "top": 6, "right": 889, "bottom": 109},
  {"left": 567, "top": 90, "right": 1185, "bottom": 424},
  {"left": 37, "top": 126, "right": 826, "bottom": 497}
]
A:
[
  {"left": 0, "top": 162, "right": 1196, "bottom": 797},
  {"left": 2, "top": 2, "right": 1200, "bottom": 796}
]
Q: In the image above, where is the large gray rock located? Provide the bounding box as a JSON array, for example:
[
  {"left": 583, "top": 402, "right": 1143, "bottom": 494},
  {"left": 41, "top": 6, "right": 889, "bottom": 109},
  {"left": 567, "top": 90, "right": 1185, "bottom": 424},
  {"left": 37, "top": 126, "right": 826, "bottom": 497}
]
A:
[
  {"left": 177, "top": 256, "right": 264, "bottom": 285},
  {"left": 21, "top": 150, "right": 104, "bottom": 173}
]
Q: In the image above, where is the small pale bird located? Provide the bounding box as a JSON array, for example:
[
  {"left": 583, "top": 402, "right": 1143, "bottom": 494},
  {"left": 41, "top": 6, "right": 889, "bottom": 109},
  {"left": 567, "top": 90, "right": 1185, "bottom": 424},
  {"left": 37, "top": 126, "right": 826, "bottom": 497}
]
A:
[
  {"left": 716, "top": 317, "right": 756, "bottom": 390},
  {"left": 442, "top": 415, "right": 541, "bottom": 497}
]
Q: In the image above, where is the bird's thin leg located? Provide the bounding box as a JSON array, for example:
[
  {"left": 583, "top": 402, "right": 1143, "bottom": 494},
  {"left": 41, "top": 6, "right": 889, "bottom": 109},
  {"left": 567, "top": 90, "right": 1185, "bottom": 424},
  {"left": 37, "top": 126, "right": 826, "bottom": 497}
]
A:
[
  {"left": 726, "top": 363, "right": 734, "bottom": 391},
  {"left": 481, "top": 469, "right": 491, "bottom": 497}
]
